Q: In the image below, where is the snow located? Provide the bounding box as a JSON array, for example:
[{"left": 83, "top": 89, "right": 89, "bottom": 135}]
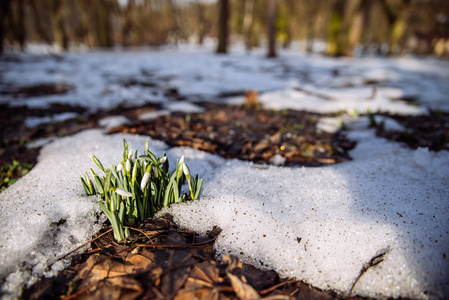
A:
[
  {"left": 0, "top": 45, "right": 448, "bottom": 299},
  {"left": 24, "top": 112, "right": 78, "bottom": 128}
]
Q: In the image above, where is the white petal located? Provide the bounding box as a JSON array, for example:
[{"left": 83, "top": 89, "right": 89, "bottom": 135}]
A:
[
  {"left": 182, "top": 162, "right": 190, "bottom": 178},
  {"left": 115, "top": 188, "right": 133, "bottom": 197},
  {"left": 141, "top": 172, "right": 150, "bottom": 190}
]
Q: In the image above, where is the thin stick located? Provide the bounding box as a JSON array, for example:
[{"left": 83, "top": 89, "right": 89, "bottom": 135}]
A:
[
  {"left": 47, "top": 228, "right": 113, "bottom": 269},
  {"left": 126, "top": 226, "right": 152, "bottom": 241},
  {"left": 259, "top": 279, "right": 298, "bottom": 295}
]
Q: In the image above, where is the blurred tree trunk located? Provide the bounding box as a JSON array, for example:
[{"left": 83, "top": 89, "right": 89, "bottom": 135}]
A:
[
  {"left": 29, "top": 0, "right": 52, "bottom": 45},
  {"left": 326, "top": 0, "right": 368, "bottom": 57},
  {"left": 16, "top": 0, "right": 26, "bottom": 50},
  {"left": 217, "top": 0, "right": 229, "bottom": 53},
  {"left": 195, "top": 0, "right": 207, "bottom": 45},
  {"left": 243, "top": 0, "right": 255, "bottom": 51},
  {"left": 267, "top": 0, "right": 278, "bottom": 58},
  {"left": 345, "top": 0, "right": 370, "bottom": 56},
  {"left": 168, "top": 0, "right": 180, "bottom": 45},
  {"left": 326, "top": 0, "right": 345, "bottom": 56},
  {"left": 0, "top": 0, "right": 12, "bottom": 54},
  {"left": 95, "top": 0, "right": 113, "bottom": 47},
  {"left": 379, "top": 0, "right": 411, "bottom": 55},
  {"left": 50, "top": 0, "right": 69, "bottom": 50}
]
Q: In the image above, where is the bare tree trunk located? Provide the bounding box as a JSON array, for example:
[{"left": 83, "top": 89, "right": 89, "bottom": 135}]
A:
[
  {"left": 379, "top": 0, "right": 411, "bottom": 55},
  {"left": 217, "top": 0, "right": 229, "bottom": 53},
  {"left": 267, "top": 0, "right": 278, "bottom": 58},
  {"left": 0, "top": 0, "right": 12, "bottom": 54},
  {"left": 16, "top": 0, "right": 26, "bottom": 50},
  {"left": 50, "top": 0, "right": 69, "bottom": 50},
  {"left": 95, "top": 0, "right": 113, "bottom": 47},
  {"left": 345, "top": 0, "right": 369, "bottom": 56},
  {"left": 243, "top": 0, "right": 255, "bottom": 51},
  {"left": 195, "top": 0, "right": 207, "bottom": 45},
  {"left": 326, "top": 0, "right": 345, "bottom": 56}
]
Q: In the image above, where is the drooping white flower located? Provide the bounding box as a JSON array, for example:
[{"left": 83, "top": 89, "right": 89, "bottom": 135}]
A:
[
  {"left": 128, "top": 149, "right": 134, "bottom": 159},
  {"left": 141, "top": 172, "right": 150, "bottom": 190},
  {"left": 179, "top": 155, "right": 184, "bottom": 165},
  {"left": 158, "top": 156, "right": 167, "bottom": 164},
  {"left": 182, "top": 162, "right": 190, "bottom": 179},
  {"left": 115, "top": 188, "right": 133, "bottom": 197},
  {"left": 125, "top": 159, "right": 131, "bottom": 173},
  {"left": 117, "top": 162, "right": 123, "bottom": 172}
]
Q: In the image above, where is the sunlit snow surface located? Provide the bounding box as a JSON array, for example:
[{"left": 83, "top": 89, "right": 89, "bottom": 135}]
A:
[{"left": 0, "top": 45, "right": 448, "bottom": 299}]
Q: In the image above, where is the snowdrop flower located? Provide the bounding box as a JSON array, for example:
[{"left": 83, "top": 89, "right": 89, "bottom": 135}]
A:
[
  {"left": 182, "top": 162, "right": 190, "bottom": 179},
  {"left": 144, "top": 140, "right": 149, "bottom": 152},
  {"left": 179, "top": 155, "right": 184, "bottom": 165},
  {"left": 158, "top": 156, "right": 167, "bottom": 164},
  {"left": 117, "top": 162, "right": 123, "bottom": 172},
  {"left": 128, "top": 148, "right": 134, "bottom": 159},
  {"left": 141, "top": 171, "right": 150, "bottom": 190},
  {"left": 115, "top": 188, "right": 132, "bottom": 197},
  {"left": 125, "top": 159, "right": 131, "bottom": 173}
]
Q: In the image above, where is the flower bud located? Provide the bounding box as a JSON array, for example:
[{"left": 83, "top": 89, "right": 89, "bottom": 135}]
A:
[
  {"left": 125, "top": 159, "right": 131, "bottom": 173},
  {"left": 144, "top": 140, "right": 149, "bottom": 152},
  {"left": 117, "top": 162, "right": 123, "bottom": 172},
  {"left": 158, "top": 156, "right": 167, "bottom": 164},
  {"left": 115, "top": 188, "right": 133, "bottom": 197},
  {"left": 141, "top": 172, "right": 150, "bottom": 190},
  {"left": 182, "top": 162, "right": 190, "bottom": 179}
]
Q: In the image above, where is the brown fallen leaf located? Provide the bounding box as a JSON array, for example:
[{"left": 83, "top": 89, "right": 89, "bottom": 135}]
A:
[
  {"left": 227, "top": 273, "right": 261, "bottom": 300},
  {"left": 76, "top": 276, "right": 143, "bottom": 300}
]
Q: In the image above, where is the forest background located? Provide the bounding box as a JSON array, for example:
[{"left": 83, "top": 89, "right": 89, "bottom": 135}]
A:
[{"left": 1, "top": 0, "right": 449, "bottom": 58}]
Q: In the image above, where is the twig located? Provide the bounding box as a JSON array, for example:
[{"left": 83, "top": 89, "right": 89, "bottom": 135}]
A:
[
  {"left": 259, "top": 279, "right": 298, "bottom": 295},
  {"left": 349, "top": 248, "right": 389, "bottom": 296},
  {"left": 47, "top": 228, "right": 113, "bottom": 269}
]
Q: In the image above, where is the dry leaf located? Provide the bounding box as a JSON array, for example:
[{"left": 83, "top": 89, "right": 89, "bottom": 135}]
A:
[{"left": 227, "top": 273, "right": 260, "bottom": 300}]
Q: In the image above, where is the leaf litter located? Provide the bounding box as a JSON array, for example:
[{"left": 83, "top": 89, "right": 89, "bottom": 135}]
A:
[{"left": 22, "top": 215, "right": 341, "bottom": 300}]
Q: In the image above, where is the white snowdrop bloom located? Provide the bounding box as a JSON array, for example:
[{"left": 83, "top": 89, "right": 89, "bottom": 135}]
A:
[
  {"left": 158, "top": 156, "right": 167, "bottom": 164},
  {"left": 117, "top": 163, "right": 123, "bottom": 172},
  {"left": 125, "top": 159, "right": 131, "bottom": 172},
  {"left": 115, "top": 188, "right": 132, "bottom": 197},
  {"left": 141, "top": 172, "right": 150, "bottom": 190},
  {"left": 182, "top": 162, "right": 190, "bottom": 178}
]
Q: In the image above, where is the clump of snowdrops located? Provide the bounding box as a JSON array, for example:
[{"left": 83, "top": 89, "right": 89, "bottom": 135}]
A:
[{"left": 81, "top": 139, "right": 203, "bottom": 242}]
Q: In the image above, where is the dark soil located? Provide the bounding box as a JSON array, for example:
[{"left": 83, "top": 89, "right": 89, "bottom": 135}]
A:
[
  {"left": 109, "top": 103, "right": 356, "bottom": 167},
  {"left": 22, "top": 216, "right": 348, "bottom": 300},
  {"left": 372, "top": 111, "right": 449, "bottom": 151}
]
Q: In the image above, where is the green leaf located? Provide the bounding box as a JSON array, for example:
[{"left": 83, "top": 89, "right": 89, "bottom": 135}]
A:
[
  {"left": 80, "top": 177, "right": 93, "bottom": 196},
  {"left": 104, "top": 169, "right": 112, "bottom": 201},
  {"left": 91, "top": 155, "right": 105, "bottom": 172}
]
